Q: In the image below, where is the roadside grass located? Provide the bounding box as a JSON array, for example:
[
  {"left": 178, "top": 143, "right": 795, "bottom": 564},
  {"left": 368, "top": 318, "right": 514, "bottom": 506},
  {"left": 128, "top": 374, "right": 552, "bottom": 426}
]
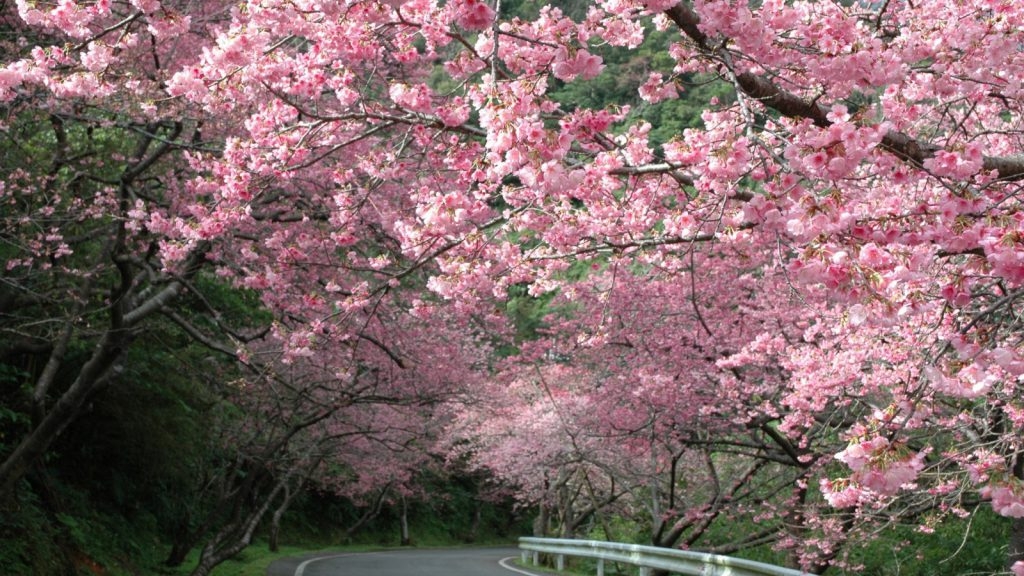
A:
[
  {"left": 151, "top": 543, "right": 384, "bottom": 576},
  {"left": 162, "top": 541, "right": 527, "bottom": 576},
  {"left": 511, "top": 556, "right": 599, "bottom": 576}
]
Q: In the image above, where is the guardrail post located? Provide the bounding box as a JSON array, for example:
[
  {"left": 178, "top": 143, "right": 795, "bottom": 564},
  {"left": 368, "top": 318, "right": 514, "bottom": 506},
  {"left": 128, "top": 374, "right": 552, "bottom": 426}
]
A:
[
  {"left": 639, "top": 567, "right": 651, "bottom": 576},
  {"left": 557, "top": 554, "right": 565, "bottom": 571},
  {"left": 531, "top": 551, "right": 539, "bottom": 566},
  {"left": 596, "top": 558, "right": 604, "bottom": 576},
  {"left": 521, "top": 551, "right": 529, "bottom": 563}
]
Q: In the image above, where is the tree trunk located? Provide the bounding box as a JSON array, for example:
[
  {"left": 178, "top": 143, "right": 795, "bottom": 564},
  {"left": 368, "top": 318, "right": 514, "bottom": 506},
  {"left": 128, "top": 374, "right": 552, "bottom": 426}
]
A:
[
  {"left": 165, "top": 539, "right": 193, "bottom": 569},
  {"left": 343, "top": 484, "right": 390, "bottom": 542},
  {"left": 532, "top": 500, "right": 549, "bottom": 537},
  {"left": 164, "top": 513, "right": 193, "bottom": 568},
  {"left": 165, "top": 509, "right": 209, "bottom": 568},
  {"left": 188, "top": 475, "right": 285, "bottom": 576},
  {"left": 269, "top": 478, "right": 304, "bottom": 553},
  {"left": 399, "top": 493, "right": 411, "bottom": 546},
  {"left": 468, "top": 501, "right": 481, "bottom": 543},
  {"left": 268, "top": 518, "right": 281, "bottom": 553},
  {"left": 0, "top": 330, "right": 128, "bottom": 499},
  {"left": 1010, "top": 458, "right": 1024, "bottom": 571},
  {"left": 1010, "top": 518, "right": 1024, "bottom": 571}
]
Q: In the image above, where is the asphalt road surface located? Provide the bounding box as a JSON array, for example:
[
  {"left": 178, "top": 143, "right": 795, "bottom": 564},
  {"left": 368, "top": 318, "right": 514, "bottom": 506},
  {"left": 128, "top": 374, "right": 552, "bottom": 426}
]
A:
[{"left": 267, "top": 546, "right": 544, "bottom": 576}]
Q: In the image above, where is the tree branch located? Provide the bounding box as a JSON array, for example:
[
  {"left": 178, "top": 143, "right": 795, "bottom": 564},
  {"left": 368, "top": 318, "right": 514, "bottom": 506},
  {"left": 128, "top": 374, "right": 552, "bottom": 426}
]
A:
[{"left": 665, "top": 1, "right": 1024, "bottom": 181}]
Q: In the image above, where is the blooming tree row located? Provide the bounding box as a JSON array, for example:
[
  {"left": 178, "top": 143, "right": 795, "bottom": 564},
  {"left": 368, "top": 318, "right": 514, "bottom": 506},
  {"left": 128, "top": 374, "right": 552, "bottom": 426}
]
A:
[{"left": 3, "top": 0, "right": 1024, "bottom": 573}]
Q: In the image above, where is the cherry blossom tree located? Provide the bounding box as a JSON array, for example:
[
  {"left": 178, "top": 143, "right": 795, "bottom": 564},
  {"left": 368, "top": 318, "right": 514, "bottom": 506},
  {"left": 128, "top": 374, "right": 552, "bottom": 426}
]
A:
[
  {"left": 0, "top": 0, "right": 236, "bottom": 499},
  {"left": 159, "top": 296, "right": 484, "bottom": 575},
  {"left": 5, "top": 0, "right": 1024, "bottom": 572},
  {"left": 447, "top": 256, "right": 836, "bottom": 562},
  {"left": 0, "top": 2, "right": 492, "bottom": 572},
  {"left": 443, "top": 362, "right": 631, "bottom": 539}
]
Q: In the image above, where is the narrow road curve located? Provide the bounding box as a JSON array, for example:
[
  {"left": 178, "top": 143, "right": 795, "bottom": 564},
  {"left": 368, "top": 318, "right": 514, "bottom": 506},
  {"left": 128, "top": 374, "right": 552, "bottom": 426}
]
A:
[{"left": 267, "top": 546, "right": 545, "bottom": 576}]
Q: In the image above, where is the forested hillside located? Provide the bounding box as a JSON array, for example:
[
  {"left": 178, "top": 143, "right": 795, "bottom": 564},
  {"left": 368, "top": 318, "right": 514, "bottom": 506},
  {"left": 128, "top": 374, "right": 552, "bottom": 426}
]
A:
[{"left": 3, "top": 1, "right": 1024, "bottom": 575}]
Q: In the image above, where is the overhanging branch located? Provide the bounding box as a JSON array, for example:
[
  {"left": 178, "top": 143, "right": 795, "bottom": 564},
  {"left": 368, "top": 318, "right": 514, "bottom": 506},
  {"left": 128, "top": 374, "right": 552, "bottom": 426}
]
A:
[{"left": 665, "top": 1, "right": 1024, "bottom": 181}]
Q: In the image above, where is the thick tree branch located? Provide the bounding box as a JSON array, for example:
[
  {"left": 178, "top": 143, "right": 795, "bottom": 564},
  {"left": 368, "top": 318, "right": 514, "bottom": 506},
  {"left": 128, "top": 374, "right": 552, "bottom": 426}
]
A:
[
  {"left": 124, "top": 241, "right": 211, "bottom": 325},
  {"left": 665, "top": 1, "right": 1024, "bottom": 181}
]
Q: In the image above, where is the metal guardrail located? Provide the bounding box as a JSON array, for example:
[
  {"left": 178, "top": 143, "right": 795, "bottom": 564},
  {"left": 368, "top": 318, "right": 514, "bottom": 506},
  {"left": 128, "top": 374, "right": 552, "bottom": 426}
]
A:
[{"left": 518, "top": 537, "right": 814, "bottom": 576}]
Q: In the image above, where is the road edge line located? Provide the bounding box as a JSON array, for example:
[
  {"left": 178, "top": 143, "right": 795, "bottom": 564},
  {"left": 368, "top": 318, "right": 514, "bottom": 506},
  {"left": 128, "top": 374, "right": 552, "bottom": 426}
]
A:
[
  {"left": 499, "top": 556, "right": 548, "bottom": 576},
  {"left": 295, "top": 553, "right": 357, "bottom": 576}
]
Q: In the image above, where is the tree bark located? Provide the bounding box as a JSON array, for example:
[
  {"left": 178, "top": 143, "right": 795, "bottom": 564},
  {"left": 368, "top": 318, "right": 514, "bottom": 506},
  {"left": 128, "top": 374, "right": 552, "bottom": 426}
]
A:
[
  {"left": 399, "top": 493, "right": 411, "bottom": 546},
  {"left": 1010, "top": 458, "right": 1024, "bottom": 570},
  {"left": 1010, "top": 518, "right": 1024, "bottom": 571},
  {"left": 0, "top": 330, "right": 129, "bottom": 498},
  {"left": 165, "top": 506, "right": 214, "bottom": 568},
  {"left": 165, "top": 537, "right": 195, "bottom": 569},
  {"left": 343, "top": 484, "right": 390, "bottom": 542},
  {"left": 532, "top": 500, "right": 549, "bottom": 537},
  {"left": 0, "top": 240, "right": 208, "bottom": 501},
  {"left": 268, "top": 477, "right": 305, "bottom": 552},
  {"left": 468, "top": 501, "right": 481, "bottom": 543},
  {"left": 188, "top": 473, "right": 285, "bottom": 576}
]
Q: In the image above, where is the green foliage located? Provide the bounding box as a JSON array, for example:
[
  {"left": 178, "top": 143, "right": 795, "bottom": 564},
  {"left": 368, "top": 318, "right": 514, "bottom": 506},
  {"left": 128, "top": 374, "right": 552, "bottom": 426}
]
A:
[
  {"left": 841, "top": 507, "right": 1009, "bottom": 576},
  {"left": 55, "top": 353, "right": 215, "bottom": 523},
  {"left": 0, "top": 489, "right": 64, "bottom": 575},
  {"left": 546, "top": 21, "right": 735, "bottom": 150},
  {"left": 505, "top": 282, "right": 556, "bottom": 342},
  {"left": 188, "top": 276, "right": 274, "bottom": 334},
  {"left": 281, "top": 468, "right": 526, "bottom": 549},
  {"left": 0, "top": 365, "right": 30, "bottom": 453},
  {"left": 179, "top": 543, "right": 330, "bottom": 576},
  {"left": 501, "top": 0, "right": 590, "bottom": 20},
  {"left": 641, "top": 76, "right": 734, "bottom": 147}
]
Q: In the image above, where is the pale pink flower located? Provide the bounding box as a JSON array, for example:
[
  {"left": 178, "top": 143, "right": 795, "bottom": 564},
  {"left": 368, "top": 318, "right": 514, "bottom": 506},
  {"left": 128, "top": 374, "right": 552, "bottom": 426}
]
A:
[
  {"left": 638, "top": 72, "right": 679, "bottom": 103},
  {"left": 858, "top": 242, "right": 891, "bottom": 268},
  {"left": 454, "top": 0, "right": 495, "bottom": 31},
  {"left": 0, "top": 68, "right": 25, "bottom": 101},
  {"left": 389, "top": 82, "right": 434, "bottom": 113},
  {"left": 129, "top": 0, "right": 160, "bottom": 13},
  {"left": 988, "top": 484, "right": 1024, "bottom": 518},
  {"left": 820, "top": 478, "right": 864, "bottom": 508},
  {"left": 847, "top": 304, "right": 868, "bottom": 326},
  {"left": 551, "top": 47, "right": 604, "bottom": 81}
]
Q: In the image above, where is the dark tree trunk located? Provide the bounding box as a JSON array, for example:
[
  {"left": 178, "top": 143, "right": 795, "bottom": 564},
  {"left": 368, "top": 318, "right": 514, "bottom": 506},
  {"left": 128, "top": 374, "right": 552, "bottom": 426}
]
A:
[
  {"left": 399, "top": 493, "right": 411, "bottom": 546},
  {"left": 467, "top": 501, "right": 482, "bottom": 543},
  {"left": 0, "top": 331, "right": 129, "bottom": 499},
  {"left": 268, "top": 478, "right": 304, "bottom": 553},
  {"left": 532, "top": 500, "right": 549, "bottom": 537},
  {"left": 1010, "top": 458, "right": 1024, "bottom": 571},
  {"left": 343, "top": 484, "right": 390, "bottom": 542},
  {"left": 268, "top": 519, "right": 281, "bottom": 553},
  {"left": 165, "top": 540, "right": 193, "bottom": 569},
  {"left": 165, "top": 512, "right": 206, "bottom": 569},
  {"left": 1010, "top": 518, "right": 1024, "bottom": 571},
  {"left": 188, "top": 474, "right": 284, "bottom": 576}
]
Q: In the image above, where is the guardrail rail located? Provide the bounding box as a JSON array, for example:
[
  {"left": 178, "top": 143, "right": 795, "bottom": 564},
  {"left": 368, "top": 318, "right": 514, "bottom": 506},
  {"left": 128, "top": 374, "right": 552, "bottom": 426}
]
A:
[{"left": 519, "top": 537, "right": 815, "bottom": 576}]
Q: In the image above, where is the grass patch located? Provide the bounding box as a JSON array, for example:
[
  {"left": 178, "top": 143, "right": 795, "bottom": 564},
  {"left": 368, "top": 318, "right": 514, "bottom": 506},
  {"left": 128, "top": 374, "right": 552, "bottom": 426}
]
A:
[{"left": 149, "top": 542, "right": 391, "bottom": 576}]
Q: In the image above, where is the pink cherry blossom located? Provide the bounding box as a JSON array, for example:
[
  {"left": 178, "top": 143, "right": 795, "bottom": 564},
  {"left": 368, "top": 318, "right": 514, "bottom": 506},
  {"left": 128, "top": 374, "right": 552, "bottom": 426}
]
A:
[
  {"left": 551, "top": 46, "right": 604, "bottom": 81},
  {"left": 987, "top": 483, "right": 1024, "bottom": 518},
  {"left": 638, "top": 72, "right": 679, "bottom": 103},
  {"left": 454, "top": 0, "right": 495, "bottom": 32}
]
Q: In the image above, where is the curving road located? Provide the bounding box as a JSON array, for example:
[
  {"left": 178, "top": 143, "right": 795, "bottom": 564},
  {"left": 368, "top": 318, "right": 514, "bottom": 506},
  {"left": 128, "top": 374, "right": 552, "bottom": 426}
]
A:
[{"left": 267, "top": 546, "right": 544, "bottom": 576}]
